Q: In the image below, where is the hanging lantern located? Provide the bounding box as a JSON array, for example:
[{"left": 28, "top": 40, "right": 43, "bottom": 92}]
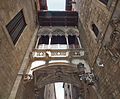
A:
[{"left": 77, "top": 63, "right": 85, "bottom": 75}]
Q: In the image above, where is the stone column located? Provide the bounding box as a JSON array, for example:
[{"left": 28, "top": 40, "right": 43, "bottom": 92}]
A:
[
  {"left": 35, "top": 36, "right": 40, "bottom": 49},
  {"left": 49, "top": 34, "right": 52, "bottom": 49},
  {"left": 77, "top": 36, "right": 82, "bottom": 48},
  {"left": 65, "top": 34, "right": 69, "bottom": 49}
]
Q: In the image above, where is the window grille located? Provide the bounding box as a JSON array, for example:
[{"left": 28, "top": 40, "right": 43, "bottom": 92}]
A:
[{"left": 6, "top": 10, "right": 26, "bottom": 45}]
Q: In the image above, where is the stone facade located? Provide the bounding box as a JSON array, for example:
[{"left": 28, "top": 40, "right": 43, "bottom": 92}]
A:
[
  {"left": 64, "top": 83, "right": 99, "bottom": 99},
  {"left": 44, "top": 84, "right": 56, "bottom": 99},
  {"left": 0, "top": 0, "right": 37, "bottom": 98},
  {"left": 74, "top": 0, "right": 120, "bottom": 99},
  {"left": 0, "top": 0, "right": 120, "bottom": 99},
  {"left": 75, "top": 0, "right": 116, "bottom": 66},
  {"left": 64, "top": 83, "right": 73, "bottom": 99}
]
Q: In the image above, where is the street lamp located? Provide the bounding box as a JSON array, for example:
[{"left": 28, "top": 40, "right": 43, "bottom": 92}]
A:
[{"left": 77, "top": 63, "right": 99, "bottom": 85}]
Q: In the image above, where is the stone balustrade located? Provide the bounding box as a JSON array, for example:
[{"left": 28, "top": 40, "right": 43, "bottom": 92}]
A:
[{"left": 32, "top": 48, "right": 85, "bottom": 60}]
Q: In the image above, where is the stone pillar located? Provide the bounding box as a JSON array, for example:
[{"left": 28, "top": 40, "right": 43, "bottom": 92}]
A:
[
  {"left": 77, "top": 36, "right": 82, "bottom": 48},
  {"left": 65, "top": 34, "right": 69, "bottom": 49},
  {"left": 49, "top": 34, "right": 52, "bottom": 49},
  {"left": 36, "top": 0, "right": 40, "bottom": 11},
  {"left": 35, "top": 36, "right": 40, "bottom": 49}
]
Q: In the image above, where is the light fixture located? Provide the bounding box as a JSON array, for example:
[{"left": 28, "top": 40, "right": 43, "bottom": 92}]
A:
[
  {"left": 96, "top": 57, "right": 104, "bottom": 67},
  {"left": 77, "top": 63, "right": 99, "bottom": 85}
]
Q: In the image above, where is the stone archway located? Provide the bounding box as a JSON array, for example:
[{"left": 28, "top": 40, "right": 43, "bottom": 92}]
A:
[
  {"left": 23, "top": 62, "right": 85, "bottom": 99},
  {"left": 32, "top": 63, "right": 83, "bottom": 89},
  {"left": 23, "top": 61, "right": 98, "bottom": 99}
]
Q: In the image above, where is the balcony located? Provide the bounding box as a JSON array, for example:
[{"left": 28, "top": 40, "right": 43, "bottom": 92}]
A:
[
  {"left": 31, "top": 48, "right": 85, "bottom": 63},
  {"left": 31, "top": 31, "right": 86, "bottom": 63},
  {"left": 27, "top": 27, "right": 90, "bottom": 77}
]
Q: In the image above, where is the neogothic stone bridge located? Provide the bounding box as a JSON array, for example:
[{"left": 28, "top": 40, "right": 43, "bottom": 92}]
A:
[{"left": 24, "top": 27, "right": 90, "bottom": 90}]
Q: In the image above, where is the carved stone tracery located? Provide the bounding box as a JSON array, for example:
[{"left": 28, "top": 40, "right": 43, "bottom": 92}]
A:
[
  {"left": 108, "top": 18, "right": 120, "bottom": 58},
  {"left": 38, "top": 27, "right": 80, "bottom": 36}
]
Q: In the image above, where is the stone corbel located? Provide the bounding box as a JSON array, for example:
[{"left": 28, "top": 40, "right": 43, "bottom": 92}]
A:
[{"left": 23, "top": 74, "right": 33, "bottom": 83}]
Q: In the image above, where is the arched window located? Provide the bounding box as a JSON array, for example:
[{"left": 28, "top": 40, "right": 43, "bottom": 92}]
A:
[
  {"left": 39, "top": 35, "right": 49, "bottom": 44},
  {"left": 51, "top": 36, "right": 67, "bottom": 44},
  {"left": 92, "top": 24, "right": 99, "bottom": 37},
  {"left": 68, "top": 35, "right": 79, "bottom": 48}
]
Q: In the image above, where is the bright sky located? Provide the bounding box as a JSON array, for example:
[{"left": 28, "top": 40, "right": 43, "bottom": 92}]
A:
[
  {"left": 55, "top": 82, "right": 64, "bottom": 99},
  {"left": 47, "top": 0, "right": 66, "bottom": 11}
]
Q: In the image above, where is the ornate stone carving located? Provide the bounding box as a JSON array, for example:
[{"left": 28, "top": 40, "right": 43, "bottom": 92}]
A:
[
  {"left": 23, "top": 74, "right": 33, "bottom": 83},
  {"left": 37, "top": 27, "right": 80, "bottom": 36},
  {"left": 38, "top": 27, "right": 51, "bottom": 35},
  {"left": 67, "top": 28, "right": 79, "bottom": 36},
  {"left": 52, "top": 28, "right": 65, "bottom": 36},
  {"left": 108, "top": 18, "right": 120, "bottom": 59},
  {"left": 111, "top": 17, "right": 120, "bottom": 29}
]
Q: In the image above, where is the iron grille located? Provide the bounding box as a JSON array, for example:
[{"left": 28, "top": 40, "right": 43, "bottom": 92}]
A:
[{"left": 6, "top": 10, "right": 26, "bottom": 45}]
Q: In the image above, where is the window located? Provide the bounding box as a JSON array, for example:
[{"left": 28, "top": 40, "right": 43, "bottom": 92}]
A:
[
  {"left": 68, "top": 35, "right": 79, "bottom": 45},
  {"left": 51, "top": 36, "right": 67, "bottom": 44},
  {"left": 68, "top": 35, "right": 79, "bottom": 48},
  {"left": 92, "top": 24, "right": 99, "bottom": 37},
  {"left": 99, "top": 0, "right": 108, "bottom": 5},
  {"left": 6, "top": 10, "right": 26, "bottom": 45},
  {"left": 39, "top": 36, "right": 49, "bottom": 44}
]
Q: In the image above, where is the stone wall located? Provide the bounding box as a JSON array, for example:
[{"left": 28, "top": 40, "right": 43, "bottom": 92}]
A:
[
  {"left": 0, "top": 0, "right": 37, "bottom": 98},
  {"left": 64, "top": 83, "right": 73, "bottom": 99},
  {"left": 94, "top": 1, "right": 120, "bottom": 98},
  {"left": 76, "top": 0, "right": 120, "bottom": 99},
  {"left": 44, "top": 84, "right": 56, "bottom": 99},
  {"left": 76, "top": 0, "right": 116, "bottom": 65}
]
